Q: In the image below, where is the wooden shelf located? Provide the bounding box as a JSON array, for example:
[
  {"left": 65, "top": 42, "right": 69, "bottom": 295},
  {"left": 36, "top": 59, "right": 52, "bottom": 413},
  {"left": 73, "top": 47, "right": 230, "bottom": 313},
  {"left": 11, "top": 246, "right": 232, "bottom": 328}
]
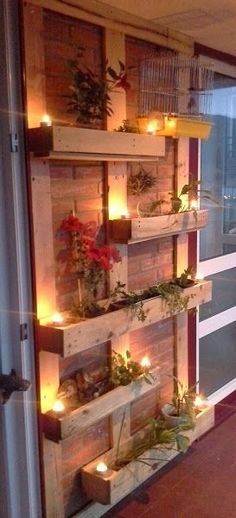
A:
[
  {"left": 28, "top": 126, "right": 165, "bottom": 161},
  {"left": 81, "top": 405, "right": 214, "bottom": 505},
  {"left": 38, "top": 280, "right": 212, "bottom": 358},
  {"left": 43, "top": 367, "right": 160, "bottom": 442},
  {"left": 109, "top": 209, "right": 208, "bottom": 243}
]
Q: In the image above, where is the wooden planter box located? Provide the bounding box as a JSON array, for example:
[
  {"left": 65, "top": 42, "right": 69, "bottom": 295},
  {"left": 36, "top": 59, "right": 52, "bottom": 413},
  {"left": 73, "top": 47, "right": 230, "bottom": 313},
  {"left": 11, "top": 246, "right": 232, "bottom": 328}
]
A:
[
  {"left": 43, "top": 367, "right": 160, "bottom": 442},
  {"left": 28, "top": 126, "right": 165, "bottom": 161},
  {"left": 137, "top": 116, "right": 212, "bottom": 139},
  {"left": 109, "top": 210, "right": 208, "bottom": 243},
  {"left": 81, "top": 405, "right": 214, "bottom": 505},
  {"left": 38, "top": 280, "right": 212, "bottom": 358}
]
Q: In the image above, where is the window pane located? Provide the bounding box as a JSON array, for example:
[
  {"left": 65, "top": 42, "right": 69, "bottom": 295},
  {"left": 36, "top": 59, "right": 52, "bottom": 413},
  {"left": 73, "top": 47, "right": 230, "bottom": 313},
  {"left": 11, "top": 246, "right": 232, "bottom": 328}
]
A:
[
  {"left": 200, "top": 73, "right": 236, "bottom": 261},
  {"left": 199, "top": 321, "right": 236, "bottom": 396},
  {"left": 199, "top": 268, "right": 236, "bottom": 321}
]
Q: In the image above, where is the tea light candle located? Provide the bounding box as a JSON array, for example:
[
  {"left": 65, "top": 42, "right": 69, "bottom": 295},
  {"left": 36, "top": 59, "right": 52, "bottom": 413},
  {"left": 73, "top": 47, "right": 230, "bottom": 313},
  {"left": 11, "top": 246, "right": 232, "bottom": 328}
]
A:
[
  {"left": 190, "top": 199, "right": 198, "bottom": 210},
  {"left": 96, "top": 462, "right": 108, "bottom": 474},
  {"left": 194, "top": 395, "right": 207, "bottom": 411},
  {"left": 51, "top": 312, "right": 64, "bottom": 326},
  {"left": 40, "top": 114, "right": 52, "bottom": 127},
  {"left": 140, "top": 356, "right": 151, "bottom": 369},
  {"left": 120, "top": 212, "right": 130, "bottom": 219},
  {"left": 195, "top": 271, "right": 204, "bottom": 282},
  {"left": 52, "top": 399, "right": 65, "bottom": 413}
]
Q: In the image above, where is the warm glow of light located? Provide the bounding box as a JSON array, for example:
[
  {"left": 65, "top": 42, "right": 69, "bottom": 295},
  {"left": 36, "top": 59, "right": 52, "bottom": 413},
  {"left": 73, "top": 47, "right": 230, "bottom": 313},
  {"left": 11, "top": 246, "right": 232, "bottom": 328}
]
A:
[
  {"left": 195, "top": 271, "right": 204, "bottom": 281},
  {"left": 140, "top": 356, "right": 151, "bottom": 369},
  {"left": 52, "top": 312, "right": 64, "bottom": 325},
  {"left": 40, "top": 113, "right": 52, "bottom": 127},
  {"left": 96, "top": 462, "right": 108, "bottom": 474},
  {"left": 37, "top": 298, "right": 53, "bottom": 321},
  {"left": 165, "top": 116, "right": 176, "bottom": 129},
  {"left": 109, "top": 201, "right": 128, "bottom": 220},
  {"left": 52, "top": 399, "right": 65, "bottom": 412},
  {"left": 194, "top": 395, "right": 203, "bottom": 408},
  {"left": 146, "top": 121, "right": 156, "bottom": 134},
  {"left": 120, "top": 211, "right": 130, "bottom": 219},
  {"left": 190, "top": 199, "right": 198, "bottom": 210}
]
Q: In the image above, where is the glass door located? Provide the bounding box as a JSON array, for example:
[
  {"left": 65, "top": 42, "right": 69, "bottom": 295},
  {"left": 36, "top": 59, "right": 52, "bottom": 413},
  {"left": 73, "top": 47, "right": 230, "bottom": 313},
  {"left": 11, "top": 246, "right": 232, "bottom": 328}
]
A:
[{"left": 198, "top": 64, "right": 236, "bottom": 404}]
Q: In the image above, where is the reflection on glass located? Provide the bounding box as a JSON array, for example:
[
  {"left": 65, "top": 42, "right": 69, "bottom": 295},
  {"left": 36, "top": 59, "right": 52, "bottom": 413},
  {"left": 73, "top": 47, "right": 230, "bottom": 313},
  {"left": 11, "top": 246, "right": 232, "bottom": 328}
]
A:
[
  {"left": 200, "top": 321, "right": 236, "bottom": 396},
  {"left": 200, "top": 73, "right": 236, "bottom": 261},
  {"left": 200, "top": 268, "right": 236, "bottom": 321}
]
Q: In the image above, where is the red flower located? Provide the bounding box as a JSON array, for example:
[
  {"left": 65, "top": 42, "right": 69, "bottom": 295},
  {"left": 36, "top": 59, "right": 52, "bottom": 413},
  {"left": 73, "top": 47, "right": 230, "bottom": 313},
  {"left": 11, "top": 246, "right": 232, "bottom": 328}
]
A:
[{"left": 59, "top": 214, "right": 85, "bottom": 233}]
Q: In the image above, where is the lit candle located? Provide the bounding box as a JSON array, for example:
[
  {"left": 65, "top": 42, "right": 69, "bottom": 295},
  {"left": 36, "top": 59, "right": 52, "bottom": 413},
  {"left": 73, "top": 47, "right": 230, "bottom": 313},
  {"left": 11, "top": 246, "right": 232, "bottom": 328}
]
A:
[
  {"left": 140, "top": 356, "right": 151, "bottom": 369},
  {"left": 190, "top": 200, "right": 198, "bottom": 210},
  {"left": 194, "top": 395, "right": 207, "bottom": 411},
  {"left": 51, "top": 312, "right": 64, "bottom": 326},
  {"left": 146, "top": 121, "right": 155, "bottom": 135},
  {"left": 120, "top": 211, "right": 130, "bottom": 219},
  {"left": 52, "top": 399, "right": 65, "bottom": 413},
  {"left": 96, "top": 462, "right": 108, "bottom": 474},
  {"left": 195, "top": 271, "right": 204, "bottom": 282},
  {"left": 40, "top": 114, "right": 52, "bottom": 127}
]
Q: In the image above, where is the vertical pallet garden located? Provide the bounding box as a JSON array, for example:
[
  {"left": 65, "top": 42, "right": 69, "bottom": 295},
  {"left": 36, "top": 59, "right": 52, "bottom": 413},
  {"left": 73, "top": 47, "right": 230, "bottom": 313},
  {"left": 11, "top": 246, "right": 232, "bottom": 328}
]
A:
[{"left": 23, "top": 3, "right": 215, "bottom": 517}]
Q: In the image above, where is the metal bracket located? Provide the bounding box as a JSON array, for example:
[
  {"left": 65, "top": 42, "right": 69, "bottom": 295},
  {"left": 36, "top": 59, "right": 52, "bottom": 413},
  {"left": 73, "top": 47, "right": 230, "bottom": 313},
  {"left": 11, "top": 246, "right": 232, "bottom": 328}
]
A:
[
  {"left": 10, "top": 132, "right": 18, "bottom": 152},
  {"left": 20, "top": 323, "right": 28, "bottom": 341}
]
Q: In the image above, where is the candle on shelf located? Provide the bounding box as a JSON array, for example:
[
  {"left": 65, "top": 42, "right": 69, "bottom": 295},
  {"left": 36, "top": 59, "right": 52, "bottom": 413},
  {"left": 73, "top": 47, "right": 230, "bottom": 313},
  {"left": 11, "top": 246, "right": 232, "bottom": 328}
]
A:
[
  {"left": 120, "top": 211, "right": 130, "bottom": 219},
  {"left": 195, "top": 271, "right": 204, "bottom": 282},
  {"left": 52, "top": 399, "right": 65, "bottom": 413},
  {"left": 194, "top": 395, "right": 207, "bottom": 411},
  {"left": 146, "top": 121, "right": 155, "bottom": 135},
  {"left": 96, "top": 462, "right": 109, "bottom": 474},
  {"left": 40, "top": 114, "right": 52, "bottom": 127},
  {"left": 140, "top": 356, "right": 151, "bottom": 369},
  {"left": 51, "top": 312, "right": 64, "bottom": 326},
  {"left": 190, "top": 199, "right": 198, "bottom": 210}
]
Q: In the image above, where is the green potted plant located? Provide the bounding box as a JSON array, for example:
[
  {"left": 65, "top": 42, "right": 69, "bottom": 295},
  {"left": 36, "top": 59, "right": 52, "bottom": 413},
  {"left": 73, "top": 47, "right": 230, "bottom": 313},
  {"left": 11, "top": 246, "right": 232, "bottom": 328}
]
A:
[{"left": 161, "top": 377, "right": 197, "bottom": 430}]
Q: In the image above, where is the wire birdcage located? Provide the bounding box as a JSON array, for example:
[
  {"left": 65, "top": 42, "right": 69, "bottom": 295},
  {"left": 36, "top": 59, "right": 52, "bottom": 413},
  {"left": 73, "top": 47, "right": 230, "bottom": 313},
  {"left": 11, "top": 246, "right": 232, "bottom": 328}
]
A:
[{"left": 138, "top": 55, "right": 214, "bottom": 119}]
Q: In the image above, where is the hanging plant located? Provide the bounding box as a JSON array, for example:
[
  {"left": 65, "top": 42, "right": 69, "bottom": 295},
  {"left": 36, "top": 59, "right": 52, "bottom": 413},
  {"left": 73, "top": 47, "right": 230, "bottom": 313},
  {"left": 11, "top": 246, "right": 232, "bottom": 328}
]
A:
[{"left": 66, "top": 48, "right": 131, "bottom": 124}]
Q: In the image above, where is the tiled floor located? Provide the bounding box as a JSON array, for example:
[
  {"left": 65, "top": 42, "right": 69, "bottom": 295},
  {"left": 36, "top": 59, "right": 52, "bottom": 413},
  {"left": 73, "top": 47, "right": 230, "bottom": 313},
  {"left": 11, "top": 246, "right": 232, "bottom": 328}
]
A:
[{"left": 103, "top": 404, "right": 236, "bottom": 518}]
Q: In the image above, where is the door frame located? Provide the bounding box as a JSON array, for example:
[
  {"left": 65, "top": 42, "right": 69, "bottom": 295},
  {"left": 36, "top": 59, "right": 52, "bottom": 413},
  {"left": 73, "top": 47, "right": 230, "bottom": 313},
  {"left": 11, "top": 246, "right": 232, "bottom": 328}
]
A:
[
  {"left": 196, "top": 56, "right": 236, "bottom": 405},
  {"left": 0, "top": 1, "right": 41, "bottom": 517}
]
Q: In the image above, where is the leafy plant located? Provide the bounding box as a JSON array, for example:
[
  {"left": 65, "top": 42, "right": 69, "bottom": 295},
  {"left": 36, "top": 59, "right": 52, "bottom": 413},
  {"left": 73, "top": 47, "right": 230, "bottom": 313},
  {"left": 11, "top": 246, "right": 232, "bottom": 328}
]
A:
[
  {"left": 170, "top": 178, "right": 215, "bottom": 213},
  {"left": 156, "top": 281, "right": 191, "bottom": 316},
  {"left": 175, "top": 266, "right": 194, "bottom": 288},
  {"left": 67, "top": 49, "right": 131, "bottom": 124},
  {"left": 115, "top": 119, "right": 138, "bottom": 133},
  {"left": 111, "top": 350, "right": 153, "bottom": 386},
  {"left": 128, "top": 166, "right": 157, "bottom": 196}
]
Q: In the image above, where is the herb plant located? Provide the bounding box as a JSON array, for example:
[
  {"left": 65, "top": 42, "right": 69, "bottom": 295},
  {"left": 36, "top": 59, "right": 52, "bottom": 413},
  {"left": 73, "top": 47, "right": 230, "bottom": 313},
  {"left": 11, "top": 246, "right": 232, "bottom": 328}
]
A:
[{"left": 111, "top": 350, "right": 153, "bottom": 387}]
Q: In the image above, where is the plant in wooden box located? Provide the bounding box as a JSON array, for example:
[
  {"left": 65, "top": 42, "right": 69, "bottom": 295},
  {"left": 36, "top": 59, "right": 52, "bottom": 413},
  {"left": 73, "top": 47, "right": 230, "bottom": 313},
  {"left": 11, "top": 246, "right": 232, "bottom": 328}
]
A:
[
  {"left": 127, "top": 165, "right": 166, "bottom": 217},
  {"left": 56, "top": 213, "right": 121, "bottom": 317},
  {"left": 170, "top": 178, "right": 214, "bottom": 214},
  {"left": 67, "top": 47, "right": 131, "bottom": 124},
  {"left": 161, "top": 377, "right": 197, "bottom": 430},
  {"left": 111, "top": 350, "right": 153, "bottom": 386}
]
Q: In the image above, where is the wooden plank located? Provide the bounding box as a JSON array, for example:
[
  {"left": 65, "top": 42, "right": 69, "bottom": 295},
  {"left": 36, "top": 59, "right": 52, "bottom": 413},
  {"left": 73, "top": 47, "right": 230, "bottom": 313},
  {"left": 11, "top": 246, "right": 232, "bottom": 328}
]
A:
[
  {"left": 109, "top": 210, "right": 208, "bottom": 242},
  {"left": 26, "top": 0, "right": 193, "bottom": 55},
  {"left": 30, "top": 158, "right": 56, "bottom": 319},
  {"left": 39, "top": 351, "right": 60, "bottom": 414},
  {"left": 23, "top": 3, "right": 46, "bottom": 128},
  {"left": 81, "top": 405, "right": 214, "bottom": 506},
  {"left": 43, "top": 439, "right": 64, "bottom": 518},
  {"left": 38, "top": 280, "right": 212, "bottom": 357},
  {"left": 28, "top": 126, "right": 165, "bottom": 160},
  {"left": 174, "top": 137, "right": 190, "bottom": 386},
  {"left": 43, "top": 367, "right": 159, "bottom": 441}
]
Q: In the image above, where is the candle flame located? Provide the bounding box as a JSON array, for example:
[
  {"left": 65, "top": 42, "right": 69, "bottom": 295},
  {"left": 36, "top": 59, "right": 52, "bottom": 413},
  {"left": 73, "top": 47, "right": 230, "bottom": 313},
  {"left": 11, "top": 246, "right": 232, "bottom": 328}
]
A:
[
  {"left": 52, "top": 312, "right": 64, "bottom": 325},
  {"left": 140, "top": 356, "right": 151, "bottom": 369},
  {"left": 40, "top": 113, "right": 52, "bottom": 126},
  {"left": 52, "top": 399, "right": 65, "bottom": 412}
]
